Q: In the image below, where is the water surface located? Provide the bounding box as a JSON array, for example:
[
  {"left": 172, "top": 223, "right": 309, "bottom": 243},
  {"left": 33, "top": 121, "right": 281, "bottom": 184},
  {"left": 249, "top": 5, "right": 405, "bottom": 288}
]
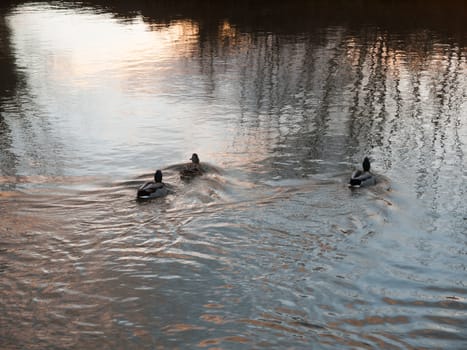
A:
[{"left": 1, "top": 1, "right": 466, "bottom": 349}]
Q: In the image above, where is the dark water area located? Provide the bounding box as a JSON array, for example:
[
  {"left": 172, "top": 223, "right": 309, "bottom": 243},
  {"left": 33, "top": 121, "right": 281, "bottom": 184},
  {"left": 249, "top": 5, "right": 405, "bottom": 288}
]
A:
[{"left": 1, "top": 1, "right": 466, "bottom": 349}]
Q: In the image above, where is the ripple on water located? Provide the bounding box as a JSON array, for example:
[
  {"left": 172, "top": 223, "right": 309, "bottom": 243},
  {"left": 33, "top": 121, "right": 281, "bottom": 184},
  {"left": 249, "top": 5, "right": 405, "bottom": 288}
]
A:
[
  {"left": 3, "top": 161, "right": 466, "bottom": 349},
  {"left": 1, "top": 2, "right": 467, "bottom": 347}
]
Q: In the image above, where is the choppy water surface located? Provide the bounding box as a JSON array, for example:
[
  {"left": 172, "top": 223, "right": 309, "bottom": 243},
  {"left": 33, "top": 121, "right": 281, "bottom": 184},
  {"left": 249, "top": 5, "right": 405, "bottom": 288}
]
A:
[{"left": 1, "top": 1, "right": 466, "bottom": 349}]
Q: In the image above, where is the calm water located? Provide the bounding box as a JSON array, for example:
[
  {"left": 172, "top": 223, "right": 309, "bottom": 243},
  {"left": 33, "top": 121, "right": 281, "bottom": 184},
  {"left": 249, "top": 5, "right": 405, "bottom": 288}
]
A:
[{"left": 1, "top": 1, "right": 466, "bottom": 349}]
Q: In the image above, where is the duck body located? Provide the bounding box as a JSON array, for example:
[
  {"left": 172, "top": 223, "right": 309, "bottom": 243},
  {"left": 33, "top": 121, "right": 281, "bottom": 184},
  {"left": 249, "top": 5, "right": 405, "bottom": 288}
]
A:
[
  {"left": 180, "top": 153, "right": 204, "bottom": 180},
  {"left": 349, "top": 157, "right": 376, "bottom": 188},
  {"left": 349, "top": 170, "right": 376, "bottom": 187},
  {"left": 137, "top": 170, "right": 169, "bottom": 199},
  {"left": 137, "top": 182, "right": 168, "bottom": 199}
]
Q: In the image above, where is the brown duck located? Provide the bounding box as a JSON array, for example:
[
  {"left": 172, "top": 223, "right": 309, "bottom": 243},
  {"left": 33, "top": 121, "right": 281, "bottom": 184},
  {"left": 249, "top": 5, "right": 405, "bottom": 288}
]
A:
[{"left": 180, "top": 153, "right": 204, "bottom": 180}]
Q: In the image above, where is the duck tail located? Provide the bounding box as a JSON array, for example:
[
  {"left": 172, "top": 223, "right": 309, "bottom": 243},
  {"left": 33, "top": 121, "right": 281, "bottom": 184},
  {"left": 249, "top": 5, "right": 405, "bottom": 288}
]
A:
[{"left": 349, "top": 178, "right": 361, "bottom": 187}]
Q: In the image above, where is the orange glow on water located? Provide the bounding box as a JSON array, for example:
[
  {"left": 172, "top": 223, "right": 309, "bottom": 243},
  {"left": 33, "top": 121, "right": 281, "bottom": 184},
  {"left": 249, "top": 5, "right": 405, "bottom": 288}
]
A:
[{"left": 8, "top": 6, "right": 199, "bottom": 88}]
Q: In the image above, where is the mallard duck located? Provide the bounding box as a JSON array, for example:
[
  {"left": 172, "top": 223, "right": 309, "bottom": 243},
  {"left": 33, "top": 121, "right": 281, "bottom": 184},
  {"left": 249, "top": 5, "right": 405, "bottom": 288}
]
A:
[
  {"left": 137, "top": 170, "right": 169, "bottom": 199},
  {"left": 180, "top": 153, "right": 204, "bottom": 180},
  {"left": 349, "top": 157, "right": 376, "bottom": 187}
]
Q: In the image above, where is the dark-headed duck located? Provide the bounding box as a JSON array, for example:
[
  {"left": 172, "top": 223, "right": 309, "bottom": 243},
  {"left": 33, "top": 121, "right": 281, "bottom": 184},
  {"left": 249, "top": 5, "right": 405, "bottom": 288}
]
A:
[
  {"left": 349, "top": 157, "right": 376, "bottom": 188},
  {"left": 137, "top": 170, "right": 169, "bottom": 199}
]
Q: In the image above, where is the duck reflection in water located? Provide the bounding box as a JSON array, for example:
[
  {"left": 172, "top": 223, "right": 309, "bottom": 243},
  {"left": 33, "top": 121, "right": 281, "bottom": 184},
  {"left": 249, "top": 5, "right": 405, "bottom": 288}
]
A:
[
  {"left": 137, "top": 170, "right": 169, "bottom": 199},
  {"left": 180, "top": 153, "right": 204, "bottom": 180},
  {"left": 349, "top": 157, "right": 376, "bottom": 188}
]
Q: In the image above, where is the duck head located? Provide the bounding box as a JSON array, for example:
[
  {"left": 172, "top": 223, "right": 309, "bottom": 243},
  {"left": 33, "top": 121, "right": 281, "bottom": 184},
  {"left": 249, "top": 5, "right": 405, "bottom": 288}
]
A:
[
  {"left": 154, "top": 170, "right": 163, "bottom": 183},
  {"left": 362, "top": 157, "right": 371, "bottom": 172},
  {"left": 190, "top": 153, "right": 200, "bottom": 164}
]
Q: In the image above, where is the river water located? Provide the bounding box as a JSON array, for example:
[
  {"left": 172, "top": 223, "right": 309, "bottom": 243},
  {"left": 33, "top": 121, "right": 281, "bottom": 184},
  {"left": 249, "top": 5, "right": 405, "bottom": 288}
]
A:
[{"left": 1, "top": 1, "right": 466, "bottom": 349}]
